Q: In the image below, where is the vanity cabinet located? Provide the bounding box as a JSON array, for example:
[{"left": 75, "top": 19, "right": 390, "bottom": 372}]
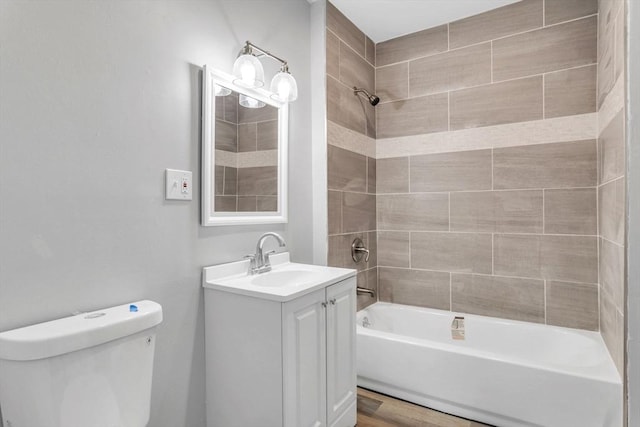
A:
[
  {"left": 283, "top": 278, "right": 356, "bottom": 427},
  {"left": 203, "top": 265, "right": 356, "bottom": 427}
]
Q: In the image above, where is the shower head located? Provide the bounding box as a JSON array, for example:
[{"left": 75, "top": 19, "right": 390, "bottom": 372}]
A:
[{"left": 353, "top": 87, "right": 380, "bottom": 106}]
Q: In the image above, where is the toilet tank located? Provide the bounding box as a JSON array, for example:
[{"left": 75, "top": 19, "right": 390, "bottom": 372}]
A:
[{"left": 0, "top": 300, "right": 163, "bottom": 427}]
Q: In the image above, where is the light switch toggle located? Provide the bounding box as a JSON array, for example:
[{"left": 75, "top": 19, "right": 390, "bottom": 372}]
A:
[{"left": 165, "top": 169, "right": 193, "bottom": 200}]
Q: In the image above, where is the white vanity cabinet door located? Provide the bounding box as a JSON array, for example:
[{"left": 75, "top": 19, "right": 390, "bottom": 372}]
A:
[
  {"left": 283, "top": 288, "right": 327, "bottom": 427},
  {"left": 326, "top": 278, "right": 357, "bottom": 427}
]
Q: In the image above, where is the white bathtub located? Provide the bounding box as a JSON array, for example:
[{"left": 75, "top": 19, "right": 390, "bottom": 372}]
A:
[{"left": 357, "top": 302, "right": 622, "bottom": 427}]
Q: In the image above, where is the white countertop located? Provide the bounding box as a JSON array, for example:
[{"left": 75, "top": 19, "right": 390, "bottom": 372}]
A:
[{"left": 202, "top": 252, "right": 356, "bottom": 302}]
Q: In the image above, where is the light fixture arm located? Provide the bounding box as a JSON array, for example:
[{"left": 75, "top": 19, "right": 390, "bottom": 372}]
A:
[{"left": 240, "top": 41, "right": 289, "bottom": 71}]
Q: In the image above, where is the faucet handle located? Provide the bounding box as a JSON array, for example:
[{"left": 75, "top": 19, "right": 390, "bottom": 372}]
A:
[
  {"left": 243, "top": 254, "right": 257, "bottom": 271},
  {"left": 264, "top": 250, "right": 277, "bottom": 265}
]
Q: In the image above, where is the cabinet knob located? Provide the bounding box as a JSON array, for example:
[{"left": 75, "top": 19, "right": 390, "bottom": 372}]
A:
[
  {"left": 329, "top": 298, "right": 336, "bottom": 305},
  {"left": 321, "top": 301, "right": 327, "bottom": 308}
]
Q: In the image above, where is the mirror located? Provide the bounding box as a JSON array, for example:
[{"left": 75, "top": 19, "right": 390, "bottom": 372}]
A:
[{"left": 201, "top": 65, "right": 288, "bottom": 226}]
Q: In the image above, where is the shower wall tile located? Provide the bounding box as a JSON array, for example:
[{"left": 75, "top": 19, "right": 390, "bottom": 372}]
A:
[
  {"left": 256, "top": 196, "right": 277, "bottom": 212},
  {"left": 411, "top": 232, "right": 493, "bottom": 274},
  {"left": 377, "top": 231, "right": 410, "bottom": 268},
  {"left": 493, "top": 140, "right": 597, "bottom": 189},
  {"left": 367, "top": 157, "right": 376, "bottom": 194},
  {"left": 544, "top": 65, "right": 596, "bottom": 118},
  {"left": 237, "top": 166, "right": 277, "bottom": 196},
  {"left": 223, "top": 93, "right": 239, "bottom": 124},
  {"left": 215, "top": 196, "right": 236, "bottom": 212},
  {"left": 238, "top": 103, "right": 277, "bottom": 124},
  {"left": 451, "top": 273, "right": 545, "bottom": 323},
  {"left": 237, "top": 123, "right": 257, "bottom": 152},
  {"left": 215, "top": 166, "right": 224, "bottom": 195},
  {"left": 327, "top": 76, "right": 366, "bottom": 134},
  {"left": 379, "top": 268, "right": 450, "bottom": 310},
  {"left": 214, "top": 120, "right": 237, "bottom": 152},
  {"left": 376, "top": 93, "right": 448, "bottom": 138},
  {"left": 494, "top": 234, "right": 598, "bottom": 283},
  {"left": 366, "top": 230, "right": 378, "bottom": 268},
  {"left": 410, "top": 150, "right": 492, "bottom": 192},
  {"left": 223, "top": 167, "right": 238, "bottom": 196},
  {"left": 599, "top": 110, "right": 625, "bottom": 184},
  {"left": 450, "top": 190, "right": 543, "bottom": 233},
  {"left": 544, "top": 188, "right": 597, "bottom": 235},
  {"left": 599, "top": 237, "right": 624, "bottom": 310},
  {"left": 357, "top": 267, "right": 378, "bottom": 311},
  {"left": 376, "top": 63, "right": 408, "bottom": 103},
  {"left": 600, "top": 289, "right": 624, "bottom": 374},
  {"left": 365, "top": 36, "right": 375, "bottom": 66},
  {"left": 449, "top": 77, "right": 543, "bottom": 130},
  {"left": 545, "top": 0, "right": 598, "bottom": 26},
  {"left": 448, "top": 0, "right": 543, "bottom": 49},
  {"left": 326, "top": 30, "right": 340, "bottom": 79},
  {"left": 342, "top": 192, "right": 376, "bottom": 233},
  {"left": 327, "top": 144, "right": 367, "bottom": 192},
  {"left": 546, "top": 280, "right": 599, "bottom": 330},
  {"left": 599, "top": 177, "right": 625, "bottom": 245},
  {"left": 376, "top": 157, "right": 409, "bottom": 193},
  {"left": 340, "top": 41, "right": 375, "bottom": 93},
  {"left": 492, "top": 16, "right": 597, "bottom": 81},
  {"left": 237, "top": 196, "right": 256, "bottom": 212},
  {"left": 323, "top": 0, "right": 606, "bottom": 334},
  {"left": 327, "top": 2, "right": 365, "bottom": 57},
  {"left": 376, "top": 24, "right": 448, "bottom": 66},
  {"left": 328, "top": 232, "right": 368, "bottom": 272},
  {"left": 409, "top": 43, "right": 491, "bottom": 98},
  {"left": 377, "top": 193, "right": 449, "bottom": 231},
  {"left": 257, "top": 120, "right": 277, "bottom": 151},
  {"left": 328, "top": 190, "right": 342, "bottom": 235}
]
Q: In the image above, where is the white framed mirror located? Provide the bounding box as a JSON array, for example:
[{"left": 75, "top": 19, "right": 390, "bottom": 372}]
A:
[{"left": 201, "top": 65, "right": 288, "bottom": 226}]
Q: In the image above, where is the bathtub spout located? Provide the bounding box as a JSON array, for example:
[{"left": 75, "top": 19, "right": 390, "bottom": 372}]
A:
[{"left": 357, "top": 287, "right": 375, "bottom": 298}]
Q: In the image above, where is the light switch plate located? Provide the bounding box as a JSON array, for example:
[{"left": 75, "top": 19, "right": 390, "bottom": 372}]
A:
[{"left": 165, "top": 169, "right": 193, "bottom": 200}]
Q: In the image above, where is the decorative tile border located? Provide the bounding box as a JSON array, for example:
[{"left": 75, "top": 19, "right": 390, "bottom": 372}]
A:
[
  {"left": 376, "top": 113, "right": 597, "bottom": 159},
  {"left": 598, "top": 75, "right": 625, "bottom": 135},
  {"left": 328, "top": 120, "right": 376, "bottom": 158},
  {"left": 214, "top": 149, "right": 278, "bottom": 168}
]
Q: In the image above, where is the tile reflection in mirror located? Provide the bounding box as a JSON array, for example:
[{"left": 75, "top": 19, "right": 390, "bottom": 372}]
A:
[{"left": 213, "top": 87, "right": 278, "bottom": 213}]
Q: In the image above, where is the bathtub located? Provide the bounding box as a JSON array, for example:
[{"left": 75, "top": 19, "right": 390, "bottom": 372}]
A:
[{"left": 357, "top": 302, "right": 622, "bottom": 427}]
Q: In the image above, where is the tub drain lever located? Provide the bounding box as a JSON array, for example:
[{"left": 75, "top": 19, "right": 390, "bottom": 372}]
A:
[{"left": 451, "top": 316, "right": 465, "bottom": 340}]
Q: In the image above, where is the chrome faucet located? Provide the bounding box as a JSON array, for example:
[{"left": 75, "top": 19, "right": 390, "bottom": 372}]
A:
[{"left": 246, "top": 232, "right": 286, "bottom": 275}]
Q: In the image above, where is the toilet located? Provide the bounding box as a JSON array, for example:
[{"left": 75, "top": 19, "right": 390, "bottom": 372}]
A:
[{"left": 0, "top": 300, "right": 163, "bottom": 427}]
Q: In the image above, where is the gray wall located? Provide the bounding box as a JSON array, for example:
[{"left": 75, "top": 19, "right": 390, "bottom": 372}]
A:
[{"left": 0, "top": 1, "right": 313, "bottom": 425}]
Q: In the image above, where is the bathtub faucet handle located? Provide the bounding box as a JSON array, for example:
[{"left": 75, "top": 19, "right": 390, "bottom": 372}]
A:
[{"left": 351, "top": 238, "right": 370, "bottom": 263}]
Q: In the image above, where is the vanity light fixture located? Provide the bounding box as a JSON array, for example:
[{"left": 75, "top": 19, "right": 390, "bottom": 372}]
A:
[{"left": 232, "top": 41, "right": 298, "bottom": 103}]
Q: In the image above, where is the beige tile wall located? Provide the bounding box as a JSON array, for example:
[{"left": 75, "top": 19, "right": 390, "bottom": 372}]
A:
[
  {"left": 326, "top": 3, "right": 378, "bottom": 309},
  {"left": 372, "top": 0, "right": 602, "bottom": 331},
  {"left": 325, "top": 1, "right": 618, "bottom": 333},
  {"left": 597, "top": 0, "right": 626, "bottom": 376},
  {"left": 376, "top": 0, "right": 598, "bottom": 138}
]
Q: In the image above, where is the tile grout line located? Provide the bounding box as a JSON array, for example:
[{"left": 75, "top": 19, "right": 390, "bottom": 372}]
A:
[
  {"left": 374, "top": 14, "right": 596, "bottom": 69},
  {"left": 490, "top": 41, "right": 494, "bottom": 83},
  {"left": 544, "top": 280, "right": 547, "bottom": 325},
  {"left": 542, "top": 74, "right": 546, "bottom": 120},
  {"left": 375, "top": 62, "right": 598, "bottom": 106},
  {"left": 326, "top": 27, "right": 371, "bottom": 67},
  {"left": 542, "top": 189, "right": 546, "bottom": 234}
]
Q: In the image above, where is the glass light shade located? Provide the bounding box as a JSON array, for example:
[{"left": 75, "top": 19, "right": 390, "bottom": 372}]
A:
[
  {"left": 214, "top": 84, "right": 232, "bottom": 96},
  {"left": 232, "top": 54, "right": 265, "bottom": 88},
  {"left": 239, "top": 94, "right": 265, "bottom": 109},
  {"left": 270, "top": 71, "right": 298, "bottom": 102}
]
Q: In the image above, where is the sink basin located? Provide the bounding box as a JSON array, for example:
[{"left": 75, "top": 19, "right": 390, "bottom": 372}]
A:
[
  {"left": 251, "top": 269, "right": 317, "bottom": 287},
  {"left": 202, "top": 252, "right": 356, "bottom": 302}
]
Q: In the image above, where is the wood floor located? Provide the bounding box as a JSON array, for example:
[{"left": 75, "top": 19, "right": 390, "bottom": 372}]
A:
[{"left": 357, "top": 388, "right": 493, "bottom": 427}]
